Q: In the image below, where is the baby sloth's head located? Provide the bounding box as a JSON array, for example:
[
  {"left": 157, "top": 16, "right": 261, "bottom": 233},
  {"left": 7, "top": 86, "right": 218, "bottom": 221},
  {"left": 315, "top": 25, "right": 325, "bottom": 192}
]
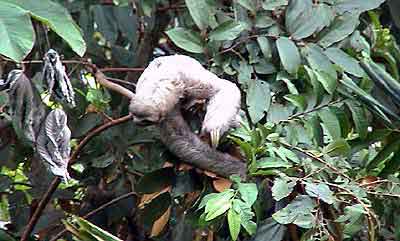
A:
[{"left": 129, "top": 97, "right": 162, "bottom": 125}]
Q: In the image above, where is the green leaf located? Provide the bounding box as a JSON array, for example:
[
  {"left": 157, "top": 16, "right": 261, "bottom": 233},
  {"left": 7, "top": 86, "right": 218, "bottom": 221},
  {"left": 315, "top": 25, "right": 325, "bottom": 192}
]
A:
[
  {"left": 285, "top": 0, "right": 312, "bottom": 34},
  {"left": 366, "top": 136, "right": 400, "bottom": 171},
  {"left": 228, "top": 209, "right": 241, "bottom": 241},
  {"left": 335, "top": 0, "right": 386, "bottom": 14},
  {"left": 345, "top": 100, "right": 368, "bottom": 140},
  {"left": 303, "top": 43, "right": 337, "bottom": 79},
  {"left": 0, "top": 2, "right": 34, "bottom": 62},
  {"left": 272, "top": 177, "right": 296, "bottom": 201},
  {"left": 272, "top": 195, "right": 316, "bottom": 228},
  {"left": 256, "top": 157, "right": 292, "bottom": 169},
  {"left": 304, "top": 115, "right": 324, "bottom": 146},
  {"left": 165, "top": 27, "right": 204, "bottom": 53},
  {"left": 257, "top": 36, "right": 272, "bottom": 59},
  {"left": 205, "top": 191, "right": 234, "bottom": 221},
  {"left": 246, "top": 79, "right": 271, "bottom": 123},
  {"left": 238, "top": 183, "right": 258, "bottom": 206},
  {"left": 324, "top": 47, "right": 365, "bottom": 77},
  {"left": 275, "top": 146, "right": 300, "bottom": 163},
  {"left": 237, "top": 0, "right": 256, "bottom": 13},
  {"left": 73, "top": 217, "right": 123, "bottom": 241},
  {"left": 209, "top": 20, "right": 244, "bottom": 41},
  {"left": 184, "top": 0, "right": 210, "bottom": 30},
  {"left": 284, "top": 94, "right": 306, "bottom": 111},
  {"left": 5, "top": 0, "right": 86, "bottom": 56},
  {"left": 305, "top": 182, "right": 334, "bottom": 204},
  {"left": 291, "top": 3, "right": 334, "bottom": 40},
  {"left": 324, "top": 138, "right": 351, "bottom": 156},
  {"left": 314, "top": 70, "right": 337, "bottom": 94},
  {"left": 318, "top": 13, "right": 359, "bottom": 48},
  {"left": 318, "top": 108, "right": 342, "bottom": 140},
  {"left": 276, "top": 37, "right": 301, "bottom": 75},
  {"left": 262, "top": 0, "right": 288, "bottom": 10}
]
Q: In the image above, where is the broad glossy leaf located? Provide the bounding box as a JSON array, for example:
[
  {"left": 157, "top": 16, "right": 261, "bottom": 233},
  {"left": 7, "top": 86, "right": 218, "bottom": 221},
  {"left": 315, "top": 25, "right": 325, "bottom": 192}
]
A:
[
  {"left": 272, "top": 195, "right": 316, "bottom": 228},
  {"left": 323, "top": 138, "right": 351, "bottom": 156},
  {"left": 262, "top": 0, "right": 288, "bottom": 10},
  {"left": 255, "top": 14, "right": 275, "bottom": 28},
  {"left": 184, "top": 0, "right": 210, "bottom": 30},
  {"left": 285, "top": 0, "right": 312, "bottom": 34},
  {"left": 257, "top": 37, "right": 272, "bottom": 59},
  {"left": 318, "top": 13, "right": 359, "bottom": 48},
  {"left": 335, "top": 0, "right": 386, "bottom": 14},
  {"left": 303, "top": 43, "right": 337, "bottom": 79},
  {"left": 246, "top": 79, "right": 271, "bottom": 123},
  {"left": 205, "top": 191, "right": 234, "bottom": 220},
  {"left": 238, "top": 183, "right": 258, "bottom": 206},
  {"left": 0, "top": 2, "right": 34, "bottom": 61},
  {"left": 165, "top": 27, "right": 204, "bottom": 53},
  {"left": 272, "top": 177, "right": 296, "bottom": 201},
  {"left": 291, "top": 4, "right": 334, "bottom": 40},
  {"left": 284, "top": 94, "right": 306, "bottom": 111},
  {"left": 276, "top": 37, "right": 301, "bottom": 75},
  {"left": 305, "top": 182, "right": 334, "bottom": 204},
  {"left": 256, "top": 157, "right": 292, "bottom": 169},
  {"left": 325, "top": 47, "right": 365, "bottom": 77},
  {"left": 5, "top": 0, "right": 86, "bottom": 56},
  {"left": 237, "top": 0, "right": 256, "bottom": 13},
  {"left": 314, "top": 70, "right": 337, "bottom": 94},
  {"left": 209, "top": 20, "right": 244, "bottom": 41},
  {"left": 72, "top": 217, "right": 123, "bottom": 241},
  {"left": 318, "top": 108, "right": 341, "bottom": 140},
  {"left": 345, "top": 100, "right": 368, "bottom": 140},
  {"left": 228, "top": 209, "right": 241, "bottom": 241}
]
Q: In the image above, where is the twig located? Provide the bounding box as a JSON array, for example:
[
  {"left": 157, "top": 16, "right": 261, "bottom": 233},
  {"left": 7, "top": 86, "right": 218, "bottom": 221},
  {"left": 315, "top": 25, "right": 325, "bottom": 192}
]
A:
[
  {"left": 280, "top": 142, "right": 351, "bottom": 180},
  {"left": 94, "top": 71, "right": 135, "bottom": 99},
  {"left": 49, "top": 192, "right": 137, "bottom": 241},
  {"left": 287, "top": 99, "right": 344, "bottom": 121},
  {"left": 20, "top": 114, "right": 133, "bottom": 241},
  {"left": 20, "top": 178, "right": 61, "bottom": 241},
  {"left": 99, "top": 67, "right": 144, "bottom": 72}
]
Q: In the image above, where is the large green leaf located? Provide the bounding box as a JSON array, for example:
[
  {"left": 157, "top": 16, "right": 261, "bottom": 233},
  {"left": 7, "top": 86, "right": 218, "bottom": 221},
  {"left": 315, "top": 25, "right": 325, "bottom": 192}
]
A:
[
  {"left": 272, "top": 177, "right": 296, "bottom": 201},
  {"left": 5, "top": 0, "right": 86, "bottom": 56},
  {"left": 276, "top": 37, "right": 301, "bottom": 75},
  {"left": 0, "top": 2, "right": 34, "bottom": 61},
  {"left": 285, "top": 0, "right": 312, "bottom": 34},
  {"left": 238, "top": 183, "right": 258, "bottom": 206},
  {"left": 184, "top": 0, "right": 210, "bottom": 30},
  {"left": 262, "top": 0, "right": 288, "bottom": 10},
  {"left": 318, "top": 13, "right": 359, "bottom": 48},
  {"left": 303, "top": 43, "right": 337, "bottom": 79},
  {"left": 246, "top": 79, "right": 271, "bottom": 123},
  {"left": 345, "top": 100, "right": 368, "bottom": 140},
  {"left": 209, "top": 20, "right": 244, "bottom": 41},
  {"left": 272, "top": 195, "right": 316, "bottom": 228},
  {"left": 227, "top": 209, "right": 241, "bottom": 241},
  {"left": 318, "top": 108, "right": 342, "bottom": 140},
  {"left": 165, "top": 27, "right": 204, "bottom": 53},
  {"left": 305, "top": 182, "right": 334, "bottom": 204},
  {"left": 324, "top": 47, "right": 365, "bottom": 77},
  {"left": 335, "top": 0, "right": 386, "bottom": 14},
  {"left": 290, "top": 3, "right": 334, "bottom": 40}
]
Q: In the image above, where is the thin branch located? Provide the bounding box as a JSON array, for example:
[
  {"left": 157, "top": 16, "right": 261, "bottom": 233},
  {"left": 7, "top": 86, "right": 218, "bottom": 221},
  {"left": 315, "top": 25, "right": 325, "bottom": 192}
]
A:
[
  {"left": 94, "top": 71, "right": 135, "bottom": 99},
  {"left": 20, "top": 178, "right": 61, "bottom": 241},
  {"left": 99, "top": 67, "right": 144, "bottom": 72},
  {"left": 49, "top": 192, "right": 137, "bottom": 241},
  {"left": 280, "top": 142, "right": 351, "bottom": 180},
  {"left": 287, "top": 99, "right": 344, "bottom": 121},
  {"left": 20, "top": 114, "right": 133, "bottom": 241}
]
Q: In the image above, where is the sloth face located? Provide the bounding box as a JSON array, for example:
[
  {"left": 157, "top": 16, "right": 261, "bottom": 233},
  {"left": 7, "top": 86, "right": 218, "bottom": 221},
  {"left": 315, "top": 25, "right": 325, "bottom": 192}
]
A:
[{"left": 129, "top": 97, "right": 161, "bottom": 125}]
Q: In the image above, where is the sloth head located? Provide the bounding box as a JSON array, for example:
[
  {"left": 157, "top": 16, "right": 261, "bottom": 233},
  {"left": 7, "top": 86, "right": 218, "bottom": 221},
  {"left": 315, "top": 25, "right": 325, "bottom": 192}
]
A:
[{"left": 129, "top": 96, "right": 162, "bottom": 125}]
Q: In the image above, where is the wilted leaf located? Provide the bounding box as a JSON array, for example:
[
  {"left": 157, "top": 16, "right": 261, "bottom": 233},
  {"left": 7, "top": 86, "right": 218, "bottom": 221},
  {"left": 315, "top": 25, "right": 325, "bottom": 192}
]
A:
[
  {"left": 213, "top": 178, "right": 232, "bottom": 192},
  {"left": 37, "top": 109, "right": 71, "bottom": 182}
]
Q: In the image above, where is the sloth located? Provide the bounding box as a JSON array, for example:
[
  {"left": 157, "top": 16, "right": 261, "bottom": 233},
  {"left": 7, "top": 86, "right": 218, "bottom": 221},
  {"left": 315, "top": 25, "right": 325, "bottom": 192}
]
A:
[{"left": 129, "top": 55, "right": 242, "bottom": 148}]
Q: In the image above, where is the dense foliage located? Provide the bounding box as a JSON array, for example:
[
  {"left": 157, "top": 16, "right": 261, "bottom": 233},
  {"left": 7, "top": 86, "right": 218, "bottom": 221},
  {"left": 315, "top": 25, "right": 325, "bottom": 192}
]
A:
[{"left": 0, "top": 0, "right": 400, "bottom": 241}]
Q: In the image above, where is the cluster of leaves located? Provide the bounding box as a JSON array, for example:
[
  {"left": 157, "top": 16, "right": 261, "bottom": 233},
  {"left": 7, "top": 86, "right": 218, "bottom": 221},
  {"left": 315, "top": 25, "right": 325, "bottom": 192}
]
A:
[{"left": 0, "top": 0, "right": 400, "bottom": 241}]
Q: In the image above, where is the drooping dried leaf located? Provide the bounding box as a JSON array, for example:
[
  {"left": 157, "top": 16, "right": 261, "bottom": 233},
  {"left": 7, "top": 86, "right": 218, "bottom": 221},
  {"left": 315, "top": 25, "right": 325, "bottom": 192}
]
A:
[
  {"left": 213, "top": 178, "right": 232, "bottom": 192},
  {"left": 0, "top": 70, "right": 46, "bottom": 145},
  {"left": 42, "top": 49, "right": 76, "bottom": 107},
  {"left": 36, "top": 109, "right": 71, "bottom": 182}
]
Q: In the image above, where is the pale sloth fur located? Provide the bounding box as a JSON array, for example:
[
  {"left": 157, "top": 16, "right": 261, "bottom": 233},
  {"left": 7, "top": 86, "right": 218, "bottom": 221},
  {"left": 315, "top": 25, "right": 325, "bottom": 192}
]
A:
[{"left": 129, "top": 55, "right": 241, "bottom": 145}]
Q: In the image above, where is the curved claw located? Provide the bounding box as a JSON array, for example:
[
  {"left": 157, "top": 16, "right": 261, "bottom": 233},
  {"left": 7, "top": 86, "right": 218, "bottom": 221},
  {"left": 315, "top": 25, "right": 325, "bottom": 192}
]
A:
[{"left": 210, "top": 129, "right": 220, "bottom": 149}]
